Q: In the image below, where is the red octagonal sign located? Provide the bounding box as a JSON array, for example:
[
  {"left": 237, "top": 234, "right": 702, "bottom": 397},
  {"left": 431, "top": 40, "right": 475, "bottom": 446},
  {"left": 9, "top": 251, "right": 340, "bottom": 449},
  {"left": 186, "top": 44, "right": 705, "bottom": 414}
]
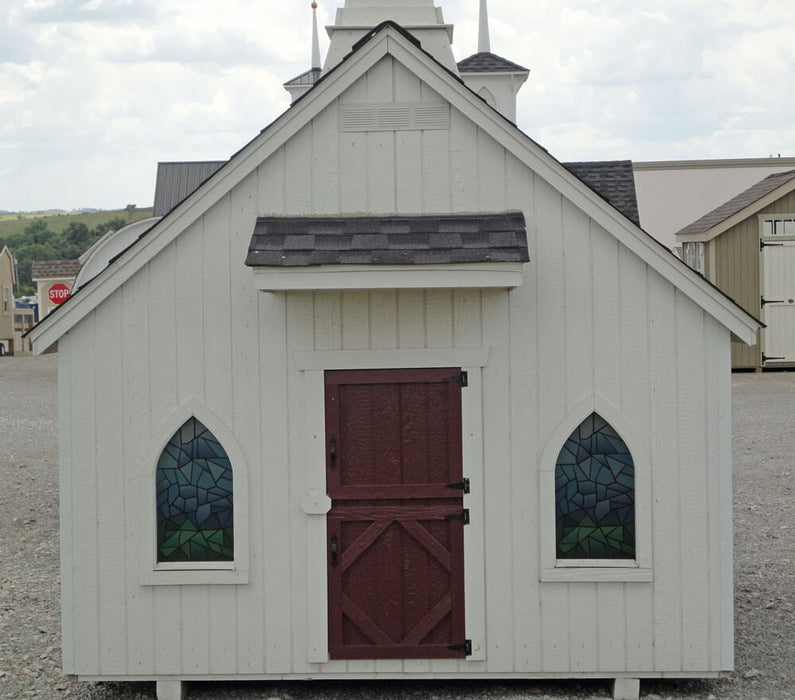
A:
[{"left": 48, "top": 282, "right": 71, "bottom": 305}]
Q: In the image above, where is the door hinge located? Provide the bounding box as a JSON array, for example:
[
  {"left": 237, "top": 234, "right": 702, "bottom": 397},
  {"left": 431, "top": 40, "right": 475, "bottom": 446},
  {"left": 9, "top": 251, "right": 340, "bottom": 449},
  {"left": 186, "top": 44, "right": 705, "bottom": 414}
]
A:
[
  {"left": 762, "top": 353, "right": 787, "bottom": 364},
  {"left": 445, "top": 509, "right": 469, "bottom": 525},
  {"left": 443, "top": 371, "right": 468, "bottom": 387},
  {"left": 761, "top": 239, "right": 785, "bottom": 250},
  {"left": 761, "top": 295, "right": 785, "bottom": 307},
  {"left": 445, "top": 478, "right": 470, "bottom": 494},
  {"left": 447, "top": 640, "right": 472, "bottom": 655}
]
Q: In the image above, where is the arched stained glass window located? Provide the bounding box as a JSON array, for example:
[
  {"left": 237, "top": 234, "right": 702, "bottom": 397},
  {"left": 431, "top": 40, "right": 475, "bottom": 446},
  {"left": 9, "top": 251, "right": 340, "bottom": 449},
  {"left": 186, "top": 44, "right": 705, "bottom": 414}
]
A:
[
  {"left": 156, "top": 417, "right": 234, "bottom": 562},
  {"left": 555, "top": 413, "right": 635, "bottom": 559}
]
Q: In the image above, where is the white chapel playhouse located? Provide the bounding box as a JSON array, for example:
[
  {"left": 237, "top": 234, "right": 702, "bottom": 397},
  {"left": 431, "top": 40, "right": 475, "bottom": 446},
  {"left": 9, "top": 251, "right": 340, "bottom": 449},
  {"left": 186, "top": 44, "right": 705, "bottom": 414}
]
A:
[{"left": 29, "top": 2, "right": 759, "bottom": 699}]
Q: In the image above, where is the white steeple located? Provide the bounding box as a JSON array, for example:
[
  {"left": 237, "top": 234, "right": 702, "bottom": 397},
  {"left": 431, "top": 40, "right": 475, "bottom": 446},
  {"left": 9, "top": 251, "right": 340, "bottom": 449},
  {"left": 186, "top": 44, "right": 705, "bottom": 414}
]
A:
[
  {"left": 478, "top": 0, "right": 490, "bottom": 53},
  {"left": 323, "top": 0, "right": 458, "bottom": 74},
  {"left": 457, "top": 0, "right": 529, "bottom": 122},
  {"left": 311, "top": 1, "right": 322, "bottom": 69},
  {"left": 283, "top": 2, "right": 325, "bottom": 103}
]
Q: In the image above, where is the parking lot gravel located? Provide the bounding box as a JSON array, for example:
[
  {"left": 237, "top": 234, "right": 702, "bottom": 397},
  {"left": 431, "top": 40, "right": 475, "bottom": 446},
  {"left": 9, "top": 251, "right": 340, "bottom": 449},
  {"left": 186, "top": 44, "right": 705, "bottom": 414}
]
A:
[{"left": 0, "top": 354, "right": 792, "bottom": 699}]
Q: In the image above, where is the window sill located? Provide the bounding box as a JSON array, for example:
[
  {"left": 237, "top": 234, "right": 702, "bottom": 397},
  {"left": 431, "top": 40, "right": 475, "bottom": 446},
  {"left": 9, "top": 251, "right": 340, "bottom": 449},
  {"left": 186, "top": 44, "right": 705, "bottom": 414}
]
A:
[
  {"left": 541, "top": 566, "right": 652, "bottom": 583},
  {"left": 139, "top": 566, "right": 249, "bottom": 586}
]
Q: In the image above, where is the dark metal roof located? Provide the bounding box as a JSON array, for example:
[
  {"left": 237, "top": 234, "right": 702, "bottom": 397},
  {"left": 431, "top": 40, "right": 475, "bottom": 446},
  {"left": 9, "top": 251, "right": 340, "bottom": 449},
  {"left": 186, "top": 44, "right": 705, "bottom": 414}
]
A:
[
  {"left": 563, "top": 160, "right": 641, "bottom": 227},
  {"left": 676, "top": 169, "right": 795, "bottom": 237},
  {"left": 153, "top": 161, "right": 226, "bottom": 217},
  {"left": 457, "top": 52, "right": 529, "bottom": 74},
  {"left": 284, "top": 68, "right": 322, "bottom": 87},
  {"left": 246, "top": 212, "right": 529, "bottom": 267},
  {"left": 31, "top": 259, "right": 81, "bottom": 279}
]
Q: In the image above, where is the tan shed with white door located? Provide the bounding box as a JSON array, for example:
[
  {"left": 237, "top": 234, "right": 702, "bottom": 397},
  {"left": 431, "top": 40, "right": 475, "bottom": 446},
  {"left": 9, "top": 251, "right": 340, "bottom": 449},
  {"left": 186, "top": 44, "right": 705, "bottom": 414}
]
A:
[{"left": 677, "top": 170, "right": 795, "bottom": 369}]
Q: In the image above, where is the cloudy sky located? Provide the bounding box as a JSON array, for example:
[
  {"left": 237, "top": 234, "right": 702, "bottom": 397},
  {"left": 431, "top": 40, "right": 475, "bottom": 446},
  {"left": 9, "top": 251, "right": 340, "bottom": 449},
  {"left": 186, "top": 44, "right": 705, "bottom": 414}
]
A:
[{"left": 2, "top": 0, "right": 793, "bottom": 211}]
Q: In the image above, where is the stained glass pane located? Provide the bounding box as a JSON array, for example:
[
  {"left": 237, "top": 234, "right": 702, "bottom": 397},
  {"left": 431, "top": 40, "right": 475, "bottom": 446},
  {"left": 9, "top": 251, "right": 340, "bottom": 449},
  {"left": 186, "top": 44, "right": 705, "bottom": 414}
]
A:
[
  {"left": 157, "top": 418, "right": 234, "bottom": 562},
  {"left": 555, "top": 413, "right": 635, "bottom": 559}
]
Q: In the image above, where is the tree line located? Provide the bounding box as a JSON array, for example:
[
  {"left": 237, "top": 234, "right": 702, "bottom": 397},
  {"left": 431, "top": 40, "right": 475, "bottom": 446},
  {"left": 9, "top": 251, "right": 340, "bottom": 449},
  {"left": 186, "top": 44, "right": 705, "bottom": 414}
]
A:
[{"left": 0, "top": 213, "right": 132, "bottom": 295}]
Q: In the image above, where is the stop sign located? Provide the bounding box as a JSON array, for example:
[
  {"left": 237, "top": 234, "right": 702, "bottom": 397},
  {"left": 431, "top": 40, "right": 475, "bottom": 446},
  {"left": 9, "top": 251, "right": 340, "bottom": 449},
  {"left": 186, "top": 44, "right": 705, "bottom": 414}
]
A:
[{"left": 48, "top": 283, "right": 71, "bottom": 305}]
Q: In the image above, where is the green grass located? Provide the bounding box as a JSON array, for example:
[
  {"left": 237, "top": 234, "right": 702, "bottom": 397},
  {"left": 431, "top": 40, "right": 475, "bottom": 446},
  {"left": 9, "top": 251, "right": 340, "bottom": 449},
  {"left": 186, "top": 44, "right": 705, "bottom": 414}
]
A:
[{"left": 0, "top": 207, "right": 155, "bottom": 239}]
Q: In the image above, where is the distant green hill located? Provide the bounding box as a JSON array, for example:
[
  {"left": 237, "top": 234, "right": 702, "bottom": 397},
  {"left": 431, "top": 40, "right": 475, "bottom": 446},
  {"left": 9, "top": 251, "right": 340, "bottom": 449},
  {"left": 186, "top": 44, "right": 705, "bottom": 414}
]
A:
[
  {"left": 0, "top": 206, "right": 155, "bottom": 295},
  {"left": 0, "top": 207, "right": 154, "bottom": 239}
]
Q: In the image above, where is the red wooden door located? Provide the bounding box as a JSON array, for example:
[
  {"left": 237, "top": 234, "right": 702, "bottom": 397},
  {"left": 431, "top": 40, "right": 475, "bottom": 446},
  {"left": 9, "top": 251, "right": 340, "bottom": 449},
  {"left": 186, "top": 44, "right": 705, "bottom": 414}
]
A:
[{"left": 325, "top": 368, "right": 468, "bottom": 659}]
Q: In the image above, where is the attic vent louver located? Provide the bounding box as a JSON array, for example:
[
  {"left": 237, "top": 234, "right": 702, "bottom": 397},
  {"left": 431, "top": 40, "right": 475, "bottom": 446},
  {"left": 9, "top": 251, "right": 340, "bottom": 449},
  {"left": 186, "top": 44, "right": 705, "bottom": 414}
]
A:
[{"left": 341, "top": 103, "right": 449, "bottom": 132}]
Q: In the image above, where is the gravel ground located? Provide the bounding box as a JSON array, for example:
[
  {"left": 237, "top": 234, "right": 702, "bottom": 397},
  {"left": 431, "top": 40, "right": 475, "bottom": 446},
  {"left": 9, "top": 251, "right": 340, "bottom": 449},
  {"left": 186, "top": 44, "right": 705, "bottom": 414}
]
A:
[{"left": 0, "top": 354, "right": 792, "bottom": 700}]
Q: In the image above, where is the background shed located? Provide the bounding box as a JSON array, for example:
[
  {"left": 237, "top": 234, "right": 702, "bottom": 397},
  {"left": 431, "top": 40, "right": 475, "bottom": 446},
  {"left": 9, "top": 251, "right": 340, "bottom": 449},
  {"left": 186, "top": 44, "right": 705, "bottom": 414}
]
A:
[{"left": 677, "top": 170, "right": 795, "bottom": 369}]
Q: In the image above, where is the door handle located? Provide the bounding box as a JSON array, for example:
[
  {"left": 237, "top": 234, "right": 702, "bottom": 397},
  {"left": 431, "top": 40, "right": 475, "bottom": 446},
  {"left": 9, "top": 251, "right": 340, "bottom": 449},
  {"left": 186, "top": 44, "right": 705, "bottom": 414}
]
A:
[
  {"left": 330, "top": 534, "right": 338, "bottom": 567},
  {"left": 329, "top": 437, "right": 337, "bottom": 469}
]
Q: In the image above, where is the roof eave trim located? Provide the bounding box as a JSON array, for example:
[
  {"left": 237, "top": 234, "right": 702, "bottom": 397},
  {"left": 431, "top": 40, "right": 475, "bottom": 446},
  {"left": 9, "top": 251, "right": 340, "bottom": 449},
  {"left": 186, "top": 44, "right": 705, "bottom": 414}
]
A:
[
  {"left": 458, "top": 68, "right": 530, "bottom": 78},
  {"left": 251, "top": 262, "right": 526, "bottom": 291},
  {"left": 634, "top": 156, "right": 795, "bottom": 171}
]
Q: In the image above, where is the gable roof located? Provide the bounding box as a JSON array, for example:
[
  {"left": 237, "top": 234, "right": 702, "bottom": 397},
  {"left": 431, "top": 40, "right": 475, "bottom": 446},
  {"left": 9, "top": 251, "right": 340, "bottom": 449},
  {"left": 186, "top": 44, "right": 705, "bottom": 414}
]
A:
[
  {"left": 0, "top": 246, "right": 15, "bottom": 284},
  {"left": 27, "top": 20, "right": 760, "bottom": 352},
  {"left": 246, "top": 213, "right": 529, "bottom": 267},
  {"left": 563, "top": 161, "right": 640, "bottom": 227},
  {"left": 457, "top": 52, "right": 528, "bottom": 74},
  {"left": 676, "top": 169, "right": 795, "bottom": 241}
]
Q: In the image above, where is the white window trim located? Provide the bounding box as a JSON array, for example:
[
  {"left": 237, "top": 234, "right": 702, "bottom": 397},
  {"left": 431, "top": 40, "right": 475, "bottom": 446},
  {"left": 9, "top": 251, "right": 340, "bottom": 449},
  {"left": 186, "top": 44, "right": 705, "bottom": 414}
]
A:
[
  {"left": 139, "top": 400, "right": 250, "bottom": 586},
  {"left": 296, "top": 347, "right": 490, "bottom": 663},
  {"left": 683, "top": 241, "right": 705, "bottom": 275},
  {"left": 539, "top": 396, "right": 652, "bottom": 583},
  {"left": 759, "top": 212, "right": 795, "bottom": 239}
]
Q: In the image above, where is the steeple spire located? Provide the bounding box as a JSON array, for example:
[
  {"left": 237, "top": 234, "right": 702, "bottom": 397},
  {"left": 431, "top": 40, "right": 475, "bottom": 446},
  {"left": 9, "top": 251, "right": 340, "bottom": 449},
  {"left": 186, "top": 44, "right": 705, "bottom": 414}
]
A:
[
  {"left": 311, "top": 1, "right": 321, "bottom": 70},
  {"left": 478, "top": 0, "right": 490, "bottom": 53},
  {"left": 283, "top": 2, "right": 325, "bottom": 102}
]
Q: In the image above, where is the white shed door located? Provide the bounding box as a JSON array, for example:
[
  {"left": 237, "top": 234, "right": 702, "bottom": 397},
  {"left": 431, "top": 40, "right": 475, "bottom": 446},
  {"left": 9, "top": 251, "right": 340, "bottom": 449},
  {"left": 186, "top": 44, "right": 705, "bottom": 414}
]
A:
[{"left": 762, "top": 240, "right": 795, "bottom": 364}]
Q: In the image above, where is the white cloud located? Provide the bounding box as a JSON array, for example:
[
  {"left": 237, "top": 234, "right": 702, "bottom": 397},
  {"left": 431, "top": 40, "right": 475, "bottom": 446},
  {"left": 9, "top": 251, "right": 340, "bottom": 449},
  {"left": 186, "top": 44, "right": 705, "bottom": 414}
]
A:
[{"left": 1, "top": 0, "right": 793, "bottom": 210}]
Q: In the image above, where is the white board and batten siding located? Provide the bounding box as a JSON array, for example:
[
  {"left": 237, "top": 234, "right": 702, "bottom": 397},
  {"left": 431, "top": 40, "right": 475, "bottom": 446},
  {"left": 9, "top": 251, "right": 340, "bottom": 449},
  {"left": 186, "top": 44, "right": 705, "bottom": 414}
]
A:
[{"left": 60, "top": 54, "right": 733, "bottom": 682}]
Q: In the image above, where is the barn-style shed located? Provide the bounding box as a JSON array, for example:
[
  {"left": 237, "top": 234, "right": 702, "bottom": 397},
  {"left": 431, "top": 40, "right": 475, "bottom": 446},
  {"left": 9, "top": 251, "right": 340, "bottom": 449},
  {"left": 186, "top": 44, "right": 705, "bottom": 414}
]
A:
[
  {"left": 29, "top": 3, "right": 759, "bottom": 700},
  {"left": 677, "top": 169, "right": 795, "bottom": 369}
]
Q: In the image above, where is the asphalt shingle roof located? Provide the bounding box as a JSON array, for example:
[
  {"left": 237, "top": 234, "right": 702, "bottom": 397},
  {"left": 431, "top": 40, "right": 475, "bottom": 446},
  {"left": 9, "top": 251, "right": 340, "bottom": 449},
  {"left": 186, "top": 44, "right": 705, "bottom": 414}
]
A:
[
  {"left": 457, "top": 52, "right": 529, "bottom": 73},
  {"left": 31, "top": 259, "right": 81, "bottom": 279},
  {"left": 246, "top": 213, "right": 529, "bottom": 267},
  {"left": 563, "top": 160, "right": 641, "bottom": 227},
  {"left": 676, "top": 169, "right": 795, "bottom": 238}
]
